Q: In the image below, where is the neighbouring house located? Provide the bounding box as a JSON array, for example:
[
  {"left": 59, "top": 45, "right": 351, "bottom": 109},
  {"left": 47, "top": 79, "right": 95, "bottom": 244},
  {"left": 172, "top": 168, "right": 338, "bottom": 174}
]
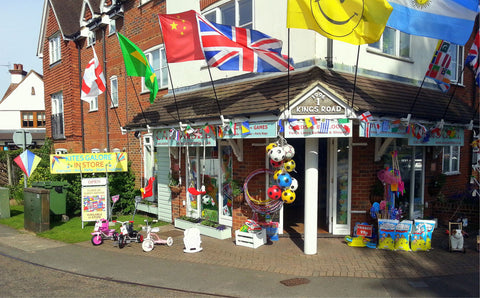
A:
[
  {"left": 38, "top": 0, "right": 479, "bottom": 254},
  {"left": 0, "top": 64, "right": 45, "bottom": 185}
]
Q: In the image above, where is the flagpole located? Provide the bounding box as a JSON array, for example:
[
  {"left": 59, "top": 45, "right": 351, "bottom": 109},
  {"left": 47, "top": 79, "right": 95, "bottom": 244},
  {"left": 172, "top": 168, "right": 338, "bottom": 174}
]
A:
[
  {"left": 350, "top": 45, "right": 361, "bottom": 109},
  {"left": 206, "top": 66, "right": 223, "bottom": 117},
  {"left": 442, "top": 67, "right": 468, "bottom": 119},
  {"left": 409, "top": 76, "right": 426, "bottom": 114},
  {"left": 164, "top": 61, "right": 182, "bottom": 123},
  {"left": 129, "top": 77, "right": 149, "bottom": 127}
]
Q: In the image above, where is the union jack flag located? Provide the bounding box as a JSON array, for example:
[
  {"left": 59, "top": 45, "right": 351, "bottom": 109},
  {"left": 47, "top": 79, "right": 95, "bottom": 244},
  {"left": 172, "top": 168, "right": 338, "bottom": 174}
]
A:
[
  {"left": 197, "top": 16, "right": 293, "bottom": 72},
  {"left": 466, "top": 28, "right": 479, "bottom": 86}
]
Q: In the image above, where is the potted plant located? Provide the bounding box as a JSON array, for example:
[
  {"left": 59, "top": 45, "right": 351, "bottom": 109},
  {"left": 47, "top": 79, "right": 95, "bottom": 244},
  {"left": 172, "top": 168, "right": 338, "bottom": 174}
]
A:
[
  {"left": 168, "top": 173, "right": 181, "bottom": 194},
  {"left": 230, "top": 180, "right": 244, "bottom": 205}
]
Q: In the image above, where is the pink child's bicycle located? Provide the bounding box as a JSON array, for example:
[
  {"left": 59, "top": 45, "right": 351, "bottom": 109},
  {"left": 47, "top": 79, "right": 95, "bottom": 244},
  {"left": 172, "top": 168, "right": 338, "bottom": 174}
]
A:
[
  {"left": 91, "top": 218, "right": 118, "bottom": 246},
  {"left": 141, "top": 219, "right": 173, "bottom": 252}
]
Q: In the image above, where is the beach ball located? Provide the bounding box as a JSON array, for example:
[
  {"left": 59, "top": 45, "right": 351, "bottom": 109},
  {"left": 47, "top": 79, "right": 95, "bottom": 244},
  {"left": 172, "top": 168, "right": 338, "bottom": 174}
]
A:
[
  {"left": 269, "top": 147, "right": 285, "bottom": 162},
  {"left": 267, "top": 185, "right": 282, "bottom": 200},
  {"left": 277, "top": 172, "right": 292, "bottom": 188},
  {"left": 283, "top": 144, "right": 295, "bottom": 159},
  {"left": 284, "top": 159, "right": 296, "bottom": 172},
  {"left": 282, "top": 189, "right": 296, "bottom": 204}
]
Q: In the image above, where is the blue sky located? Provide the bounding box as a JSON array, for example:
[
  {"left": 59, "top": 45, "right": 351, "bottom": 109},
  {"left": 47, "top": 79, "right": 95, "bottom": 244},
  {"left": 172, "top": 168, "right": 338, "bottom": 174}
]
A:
[{"left": 0, "top": 1, "right": 44, "bottom": 95}]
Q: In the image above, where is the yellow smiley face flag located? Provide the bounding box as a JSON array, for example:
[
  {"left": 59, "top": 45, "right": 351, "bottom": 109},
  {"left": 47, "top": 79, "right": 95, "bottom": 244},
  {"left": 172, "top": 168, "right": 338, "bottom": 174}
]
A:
[{"left": 287, "top": 0, "right": 393, "bottom": 45}]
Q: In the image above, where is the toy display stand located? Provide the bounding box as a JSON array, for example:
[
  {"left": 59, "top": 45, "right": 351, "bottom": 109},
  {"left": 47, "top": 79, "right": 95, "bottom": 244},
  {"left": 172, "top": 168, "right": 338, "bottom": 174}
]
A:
[
  {"left": 183, "top": 228, "right": 203, "bottom": 253},
  {"left": 235, "top": 229, "right": 266, "bottom": 249},
  {"left": 448, "top": 222, "right": 466, "bottom": 253}
]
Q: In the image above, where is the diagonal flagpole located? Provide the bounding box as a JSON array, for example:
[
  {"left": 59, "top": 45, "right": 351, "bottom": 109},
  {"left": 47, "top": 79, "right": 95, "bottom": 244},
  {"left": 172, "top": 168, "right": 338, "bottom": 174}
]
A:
[
  {"left": 128, "top": 76, "right": 149, "bottom": 127},
  {"left": 350, "top": 45, "right": 361, "bottom": 109}
]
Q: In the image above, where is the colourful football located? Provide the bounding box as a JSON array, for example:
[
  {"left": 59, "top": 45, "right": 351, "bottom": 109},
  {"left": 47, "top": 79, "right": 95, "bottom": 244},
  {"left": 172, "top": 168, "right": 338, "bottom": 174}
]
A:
[
  {"left": 267, "top": 185, "right": 282, "bottom": 200},
  {"left": 269, "top": 147, "right": 285, "bottom": 162},
  {"left": 283, "top": 144, "right": 295, "bottom": 159},
  {"left": 277, "top": 172, "right": 292, "bottom": 188},
  {"left": 284, "top": 159, "right": 296, "bottom": 172},
  {"left": 282, "top": 189, "right": 296, "bottom": 204},
  {"left": 266, "top": 142, "right": 277, "bottom": 153},
  {"left": 273, "top": 169, "right": 283, "bottom": 181},
  {"left": 289, "top": 178, "right": 298, "bottom": 191},
  {"left": 270, "top": 159, "right": 284, "bottom": 168}
]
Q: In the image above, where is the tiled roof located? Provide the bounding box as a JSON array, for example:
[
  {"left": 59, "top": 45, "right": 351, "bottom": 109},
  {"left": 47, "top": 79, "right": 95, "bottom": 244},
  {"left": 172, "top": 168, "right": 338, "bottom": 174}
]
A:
[
  {"left": 125, "top": 66, "right": 476, "bottom": 130},
  {"left": 50, "top": 0, "right": 83, "bottom": 37}
]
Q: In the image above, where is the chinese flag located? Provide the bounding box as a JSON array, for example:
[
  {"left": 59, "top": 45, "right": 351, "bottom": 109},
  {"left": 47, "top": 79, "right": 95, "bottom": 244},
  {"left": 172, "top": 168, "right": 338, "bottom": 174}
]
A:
[{"left": 158, "top": 10, "right": 204, "bottom": 63}]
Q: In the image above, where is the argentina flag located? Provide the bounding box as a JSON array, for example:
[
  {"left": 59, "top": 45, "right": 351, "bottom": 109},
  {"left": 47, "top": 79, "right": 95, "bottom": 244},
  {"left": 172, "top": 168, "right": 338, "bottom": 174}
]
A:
[{"left": 386, "top": 0, "right": 479, "bottom": 45}]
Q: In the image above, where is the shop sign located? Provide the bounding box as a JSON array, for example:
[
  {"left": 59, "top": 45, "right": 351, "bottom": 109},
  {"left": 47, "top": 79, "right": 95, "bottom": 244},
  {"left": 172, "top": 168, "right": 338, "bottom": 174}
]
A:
[
  {"left": 81, "top": 178, "right": 108, "bottom": 222},
  {"left": 409, "top": 127, "right": 464, "bottom": 146},
  {"left": 290, "top": 87, "right": 346, "bottom": 116},
  {"left": 359, "top": 121, "right": 409, "bottom": 138},
  {"left": 50, "top": 152, "right": 128, "bottom": 174},
  {"left": 285, "top": 119, "right": 352, "bottom": 138},
  {"left": 220, "top": 121, "right": 277, "bottom": 139},
  {"left": 153, "top": 128, "right": 216, "bottom": 147}
]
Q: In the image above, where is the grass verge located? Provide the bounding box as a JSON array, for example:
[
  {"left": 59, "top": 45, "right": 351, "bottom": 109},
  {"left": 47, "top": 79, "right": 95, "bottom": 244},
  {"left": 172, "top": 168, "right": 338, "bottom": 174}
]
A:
[{"left": 0, "top": 205, "right": 169, "bottom": 244}]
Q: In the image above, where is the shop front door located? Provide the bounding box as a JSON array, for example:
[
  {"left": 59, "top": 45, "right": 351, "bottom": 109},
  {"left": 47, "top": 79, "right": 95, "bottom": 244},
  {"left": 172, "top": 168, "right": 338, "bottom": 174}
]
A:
[{"left": 328, "top": 138, "right": 351, "bottom": 235}]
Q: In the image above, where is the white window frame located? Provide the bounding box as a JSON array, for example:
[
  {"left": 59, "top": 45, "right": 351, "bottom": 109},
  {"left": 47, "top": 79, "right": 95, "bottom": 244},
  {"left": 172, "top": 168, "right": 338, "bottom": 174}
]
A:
[
  {"left": 369, "top": 27, "right": 411, "bottom": 58},
  {"left": 49, "top": 33, "right": 61, "bottom": 64},
  {"left": 443, "top": 145, "right": 460, "bottom": 174},
  {"left": 203, "top": 0, "right": 253, "bottom": 28},
  {"left": 108, "top": 19, "right": 116, "bottom": 35},
  {"left": 144, "top": 45, "right": 168, "bottom": 91},
  {"left": 89, "top": 97, "right": 98, "bottom": 112},
  {"left": 449, "top": 45, "right": 464, "bottom": 85},
  {"left": 51, "top": 92, "right": 63, "bottom": 115},
  {"left": 110, "top": 76, "right": 118, "bottom": 107},
  {"left": 87, "top": 31, "right": 96, "bottom": 47}
]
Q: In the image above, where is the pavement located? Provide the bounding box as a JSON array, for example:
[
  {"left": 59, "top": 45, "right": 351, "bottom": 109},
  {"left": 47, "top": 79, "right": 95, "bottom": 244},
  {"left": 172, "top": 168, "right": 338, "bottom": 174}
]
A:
[{"left": 0, "top": 223, "right": 478, "bottom": 297}]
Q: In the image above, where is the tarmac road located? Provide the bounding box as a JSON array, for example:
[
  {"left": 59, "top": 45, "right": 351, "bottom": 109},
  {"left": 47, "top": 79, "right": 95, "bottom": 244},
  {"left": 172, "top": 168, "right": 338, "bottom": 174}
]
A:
[{"left": 0, "top": 224, "right": 478, "bottom": 297}]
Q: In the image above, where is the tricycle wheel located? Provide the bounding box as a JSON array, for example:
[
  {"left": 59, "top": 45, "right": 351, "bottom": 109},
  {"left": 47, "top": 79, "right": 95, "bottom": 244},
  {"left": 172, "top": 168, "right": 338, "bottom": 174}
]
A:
[
  {"left": 166, "top": 237, "right": 173, "bottom": 247},
  {"left": 118, "top": 235, "right": 126, "bottom": 249},
  {"left": 91, "top": 235, "right": 103, "bottom": 246},
  {"left": 142, "top": 239, "right": 154, "bottom": 252}
]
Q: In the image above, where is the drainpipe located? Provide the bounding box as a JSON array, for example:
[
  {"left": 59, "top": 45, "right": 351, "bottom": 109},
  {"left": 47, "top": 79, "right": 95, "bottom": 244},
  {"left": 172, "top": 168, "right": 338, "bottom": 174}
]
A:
[
  {"left": 326, "top": 39, "right": 333, "bottom": 68},
  {"left": 103, "top": 29, "right": 110, "bottom": 152},
  {"left": 76, "top": 40, "right": 85, "bottom": 153}
]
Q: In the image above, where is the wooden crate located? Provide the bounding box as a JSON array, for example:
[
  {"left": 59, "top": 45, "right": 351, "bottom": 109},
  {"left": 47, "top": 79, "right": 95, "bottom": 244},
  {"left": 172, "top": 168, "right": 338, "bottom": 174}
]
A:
[{"left": 235, "top": 229, "right": 266, "bottom": 249}]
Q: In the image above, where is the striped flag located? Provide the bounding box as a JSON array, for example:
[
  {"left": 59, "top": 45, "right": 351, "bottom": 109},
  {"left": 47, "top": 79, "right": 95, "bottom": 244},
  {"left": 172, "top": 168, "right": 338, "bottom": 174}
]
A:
[
  {"left": 319, "top": 119, "right": 330, "bottom": 133},
  {"left": 466, "top": 27, "right": 479, "bottom": 85},
  {"left": 426, "top": 40, "right": 452, "bottom": 92},
  {"left": 288, "top": 119, "right": 300, "bottom": 131}
]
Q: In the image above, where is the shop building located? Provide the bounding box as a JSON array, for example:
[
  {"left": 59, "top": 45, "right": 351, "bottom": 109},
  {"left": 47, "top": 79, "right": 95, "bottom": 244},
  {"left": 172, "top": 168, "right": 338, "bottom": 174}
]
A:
[{"left": 38, "top": 0, "right": 479, "bottom": 254}]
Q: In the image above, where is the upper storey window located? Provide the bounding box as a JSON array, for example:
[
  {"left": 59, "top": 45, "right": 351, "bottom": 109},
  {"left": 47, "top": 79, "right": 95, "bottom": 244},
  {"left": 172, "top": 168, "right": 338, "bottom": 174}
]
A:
[
  {"left": 49, "top": 33, "right": 61, "bottom": 64},
  {"left": 203, "top": 0, "right": 253, "bottom": 28}
]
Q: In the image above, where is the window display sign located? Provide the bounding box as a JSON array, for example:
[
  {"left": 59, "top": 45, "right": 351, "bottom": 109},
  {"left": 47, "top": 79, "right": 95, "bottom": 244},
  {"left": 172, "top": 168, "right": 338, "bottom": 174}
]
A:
[
  {"left": 408, "top": 127, "right": 464, "bottom": 146},
  {"left": 220, "top": 121, "right": 277, "bottom": 139},
  {"left": 359, "top": 121, "right": 409, "bottom": 138},
  {"left": 284, "top": 119, "right": 352, "bottom": 138},
  {"left": 153, "top": 128, "right": 216, "bottom": 147},
  {"left": 50, "top": 153, "right": 128, "bottom": 174},
  {"left": 81, "top": 177, "right": 108, "bottom": 223}
]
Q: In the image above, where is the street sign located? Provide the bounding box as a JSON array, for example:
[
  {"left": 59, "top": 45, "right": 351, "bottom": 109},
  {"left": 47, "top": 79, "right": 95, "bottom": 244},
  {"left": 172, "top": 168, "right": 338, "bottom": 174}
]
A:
[{"left": 12, "top": 130, "right": 32, "bottom": 148}]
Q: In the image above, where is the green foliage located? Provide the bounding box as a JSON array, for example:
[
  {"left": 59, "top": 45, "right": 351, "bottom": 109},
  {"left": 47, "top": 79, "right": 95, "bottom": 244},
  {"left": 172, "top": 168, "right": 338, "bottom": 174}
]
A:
[{"left": 108, "top": 162, "right": 141, "bottom": 215}]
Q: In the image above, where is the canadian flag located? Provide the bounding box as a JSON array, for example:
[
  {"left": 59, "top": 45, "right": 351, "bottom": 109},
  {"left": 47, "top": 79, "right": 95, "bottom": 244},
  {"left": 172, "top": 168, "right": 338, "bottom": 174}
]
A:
[{"left": 81, "top": 48, "right": 106, "bottom": 101}]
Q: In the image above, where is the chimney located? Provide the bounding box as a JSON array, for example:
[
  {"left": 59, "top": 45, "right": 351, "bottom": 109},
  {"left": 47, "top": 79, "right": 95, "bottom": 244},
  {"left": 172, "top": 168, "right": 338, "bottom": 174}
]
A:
[{"left": 9, "top": 64, "right": 27, "bottom": 84}]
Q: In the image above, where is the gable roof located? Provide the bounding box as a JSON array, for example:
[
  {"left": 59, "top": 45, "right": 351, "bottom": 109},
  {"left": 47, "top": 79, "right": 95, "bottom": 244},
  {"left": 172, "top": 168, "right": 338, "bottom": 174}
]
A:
[
  {"left": 0, "top": 70, "right": 43, "bottom": 104},
  {"left": 124, "top": 66, "right": 476, "bottom": 130}
]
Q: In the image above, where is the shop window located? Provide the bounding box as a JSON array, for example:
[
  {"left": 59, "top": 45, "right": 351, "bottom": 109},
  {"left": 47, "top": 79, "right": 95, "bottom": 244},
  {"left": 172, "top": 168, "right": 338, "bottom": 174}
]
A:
[
  {"left": 203, "top": 0, "right": 253, "bottom": 28},
  {"left": 369, "top": 27, "right": 410, "bottom": 58},
  {"left": 144, "top": 46, "right": 168, "bottom": 90},
  {"left": 49, "top": 33, "right": 61, "bottom": 64},
  {"left": 443, "top": 146, "right": 460, "bottom": 174}
]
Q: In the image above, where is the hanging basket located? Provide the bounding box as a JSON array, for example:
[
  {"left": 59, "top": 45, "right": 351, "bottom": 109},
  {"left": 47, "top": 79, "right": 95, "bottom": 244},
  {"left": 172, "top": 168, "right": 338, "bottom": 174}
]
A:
[{"left": 169, "top": 185, "right": 182, "bottom": 194}]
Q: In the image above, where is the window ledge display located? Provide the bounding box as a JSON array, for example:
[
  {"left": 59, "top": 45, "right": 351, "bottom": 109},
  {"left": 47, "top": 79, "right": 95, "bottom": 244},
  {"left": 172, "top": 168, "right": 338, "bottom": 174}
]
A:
[{"left": 174, "top": 218, "right": 231, "bottom": 240}]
